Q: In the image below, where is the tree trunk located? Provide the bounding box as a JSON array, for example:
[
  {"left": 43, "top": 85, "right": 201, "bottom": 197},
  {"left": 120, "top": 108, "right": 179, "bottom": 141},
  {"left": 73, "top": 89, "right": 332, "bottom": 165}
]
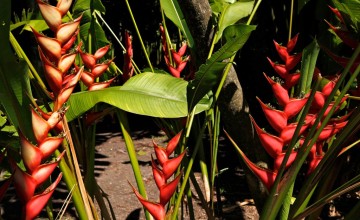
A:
[{"left": 178, "top": 0, "right": 269, "bottom": 214}]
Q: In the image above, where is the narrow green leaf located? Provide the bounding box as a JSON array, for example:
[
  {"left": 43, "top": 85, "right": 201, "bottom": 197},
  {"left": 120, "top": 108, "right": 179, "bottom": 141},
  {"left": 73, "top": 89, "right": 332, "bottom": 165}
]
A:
[
  {"left": 298, "top": 39, "right": 320, "bottom": 95},
  {"left": 73, "top": 0, "right": 109, "bottom": 47},
  {"left": 0, "top": 0, "right": 33, "bottom": 139},
  {"left": 214, "top": 0, "right": 254, "bottom": 43},
  {"left": 187, "top": 24, "right": 256, "bottom": 111},
  {"left": 66, "top": 73, "right": 211, "bottom": 121},
  {"left": 160, "top": 0, "right": 194, "bottom": 47}
]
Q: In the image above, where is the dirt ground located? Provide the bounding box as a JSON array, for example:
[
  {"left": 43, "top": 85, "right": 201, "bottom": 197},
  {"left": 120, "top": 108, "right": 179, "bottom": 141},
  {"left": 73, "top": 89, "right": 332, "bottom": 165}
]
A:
[
  {"left": 91, "top": 121, "right": 259, "bottom": 220},
  {"left": 1, "top": 115, "right": 259, "bottom": 220}
]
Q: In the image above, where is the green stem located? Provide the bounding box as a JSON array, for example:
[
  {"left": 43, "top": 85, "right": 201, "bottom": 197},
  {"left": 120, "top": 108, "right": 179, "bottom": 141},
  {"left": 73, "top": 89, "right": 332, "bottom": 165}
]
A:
[
  {"left": 116, "top": 109, "right": 151, "bottom": 220},
  {"left": 263, "top": 44, "right": 360, "bottom": 220},
  {"left": 172, "top": 111, "right": 211, "bottom": 220},
  {"left": 288, "top": 0, "right": 294, "bottom": 41},
  {"left": 55, "top": 150, "right": 89, "bottom": 220},
  {"left": 125, "top": 0, "right": 154, "bottom": 72}
]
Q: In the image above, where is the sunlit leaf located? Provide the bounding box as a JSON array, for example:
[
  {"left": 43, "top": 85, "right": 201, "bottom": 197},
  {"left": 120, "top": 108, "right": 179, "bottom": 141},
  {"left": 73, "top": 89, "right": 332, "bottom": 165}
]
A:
[
  {"left": 214, "top": 0, "right": 254, "bottom": 43},
  {"left": 66, "top": 72, "right": 211, "bottom": 121}
]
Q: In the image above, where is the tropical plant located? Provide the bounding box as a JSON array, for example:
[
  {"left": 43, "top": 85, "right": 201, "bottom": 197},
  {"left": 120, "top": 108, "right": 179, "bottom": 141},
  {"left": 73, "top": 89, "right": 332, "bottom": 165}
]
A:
[{"left": 0, "top": 0, "right": 359, "bottom": 219}]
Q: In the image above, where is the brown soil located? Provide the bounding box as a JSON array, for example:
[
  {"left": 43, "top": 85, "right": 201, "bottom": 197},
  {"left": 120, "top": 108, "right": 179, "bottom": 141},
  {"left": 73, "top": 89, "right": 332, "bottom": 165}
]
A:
[{"left": 0, "top": 116, "right": 259, "bottom": 220}]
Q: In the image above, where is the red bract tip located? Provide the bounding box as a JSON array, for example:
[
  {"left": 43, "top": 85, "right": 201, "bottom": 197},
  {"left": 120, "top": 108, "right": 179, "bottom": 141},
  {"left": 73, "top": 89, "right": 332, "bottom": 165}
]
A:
[
  {"left": 94, "top": 44, "right": 111, "bottom": 60},
  {"left": 328, "top": 5, "right": 344, "bottom": 23},
  {"left": 31, "top": 108, "right": 51, "bottom": 143},
  {"left": 32, "top": 28, "right": 62, "bottom": 63},
  {"left": 91, "top": 59, "right": 114, "bottom": 78},
  {"left": 20, "top": 133, "right": 43, "bottom": 172},
  {"left": 273, "top": 152, "right": 297, "bottom": 171},
  {"left": 56, "top": 0, "right": 73, "bottom": 16},
  {"left": 257, "top": 97, "right": 288, "bottom": 133},
  {"left": 178, "top": 42, "right": 188, "bottom": 57},
  {"left": 280, "top": 122, "right": 309, "bottom": 144},
  {"left": 87, "top": 77, "right": 116, "bottom": 91},
  {"left": 273, "top": 40, "right": 289, "bottom": 62},
  {"left": 153, "top": 141, "right": 168, "bottom": 166},
  {"left": 151, "top": 158, "right": 166, "bottom": 189},
  {"left": 130, "top": 183, "right": 166, "bottom": 220},
  {"left": 166, "top": 131, "right": 182, "bottom": 156},
  {"left": 171, "top": 50, "right": 182, "bottom": 66},
  {"left": 159, "top": 172, "right": 181, "bottom": 206},
  {"left": 58, "top": 52, "right": 76, "bottom": 74},
  {"left": 31, "top": 151, "right": 64, "bottom": 187},
  {"left": 283, "top": 96, "right": 308, "bottom": 119},
  {"left": 162, "top": 151, "right": 186, "bottom": 179},
  {"left": 286, "top": 33, "right": 299, "bottom": 53},
  {"left": 38, "top": 136, "right": 64, "bottom": 159},
  {"left": 56, "top": 15, "right": 82, "bottom": 45},
  {"left": 36, "top": 0, "right": 62, "bottom": 32},
  {"left": 263, "top": 73, "right": 289, "bottom": 107},
  {"left": 24, "top": 173, "right": 62, "bottom": 220},
  {"left": 168, "top": 66, "right": 181, "bottom": 78},
  {"left": 267, "top": 57, "right": 288, "bottom": 78},
  {"left": 13, "top": 166, "right": 37, "bottom": 203},
  {"left": 250, "top": 115, "right": 284, "bottom": 158},
  {"left": 236, "top": 145, "right": 277, "bottom": 191},
  {"left": 285, "top": 53, "right": 302, "bottom": 71}
]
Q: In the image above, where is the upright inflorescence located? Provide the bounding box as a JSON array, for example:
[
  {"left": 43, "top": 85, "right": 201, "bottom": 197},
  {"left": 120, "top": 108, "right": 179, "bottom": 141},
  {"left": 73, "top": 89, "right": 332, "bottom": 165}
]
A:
[
  {"left": 77, "top": 42, "right": 116, "bottom": 90},
  {"left": 9, "top": 0, "right": 84, "bottom": 219},
  {"left": 160, "top": 24, "right": 190, "bottom": 78},
  {"left": 131, "top": 131, "right": 185, "bottom": 220},
  {"left": 240, "top": 33, "right": 350, "bottom": 191}
]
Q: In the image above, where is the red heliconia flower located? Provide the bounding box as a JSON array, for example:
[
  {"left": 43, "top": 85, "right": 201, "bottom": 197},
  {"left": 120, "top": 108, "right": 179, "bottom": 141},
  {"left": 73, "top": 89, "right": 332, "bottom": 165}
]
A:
[
  {"left": 324, "top": 20, "right": 359, "bottom": 49},
  {"left": 161, "top": 151, "right": 186, "bottom": 179},
  {"left": 130, "top": 183, "right": 166, "bottom": 220},
  {"left": 24, "top": 173, "right": 62, "bottom": 220},
  {"left": 325, "top": 49, "right": 360, "bottom": 74},
  {"left": 317, "top": 121, "right": 348, "bottom": 142},
  {"left": 159, "top": 173, "right": 182, "bottom": 206},
  {"left": 77, "top": 42, "right": 115, "bottom": 90},
  {"left": 307, "top": 145, "right": 324, "bottom": 175},
  {"left": 132, "top": 131, "right": 184, "bottom": 219},
  {"left": 328, "top": 6, "right": 344, "bottom": 23},
  {"left": 267, "top": 58, "right": 301, "bottom": 89},
  {"left": 273, "top": 34, "right": 302, "bottom": 71},
  {"left": 159, "top": 24, "right": 190, "bottom": 78},
  {"left": 279, "top": 122, "right": 310, "bottom": 144},
  {"left": 235, "top": 144, "right": 277, "bottom": 191},
  {"left": 123, "top": 31, "right": 134, "bottom": 82},
  {"left": 250, "top": 115, "right": 284, "bottom": 158},
  {"left": 257, "top": 98, "right": 288, "bottom": 133},
  {"left": 283, "top": 96, "right": 308, "bottom": 119},
  {"left": 53, "top": 67, "right": 83, "bottom": 111},
  {"left": 273, "top": 152, "right": 297, "bottom": 171},
  {"left": 87, "top": 78, "right": 116, "bottom": 91},
  {"left": 263, "top": 73, "right": 289, "bottom": 106},
  {"left": 77, "top": 42, "right": 111, "bottom": 70}
]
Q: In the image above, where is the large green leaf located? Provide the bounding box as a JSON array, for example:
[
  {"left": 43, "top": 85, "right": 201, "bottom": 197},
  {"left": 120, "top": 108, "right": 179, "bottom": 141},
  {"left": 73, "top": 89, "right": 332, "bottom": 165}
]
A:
[
  {"left": 0, "top": 0, "right": 33, "bottom": 139},
  {"left": 160, "top": 0, "right": 194, "bottom": 47},
  {"left": 66, "top": 73, "right": 211, "bottom": 121},
  {"left": 187, "top": 24, "right": 256, "bottom": 111},
  {"left": 214, "top": 0, "right": 254, "bottom": 43}
]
